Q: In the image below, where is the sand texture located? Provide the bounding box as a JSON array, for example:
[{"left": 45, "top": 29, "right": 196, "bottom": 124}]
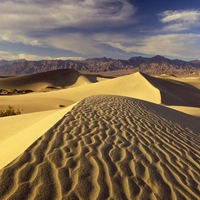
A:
[
  {"left": 0, "top": 103, "right": 78, "bottom": 170},
  {"left": 0, "top": 95, "right": 199, "bottom": 200}
]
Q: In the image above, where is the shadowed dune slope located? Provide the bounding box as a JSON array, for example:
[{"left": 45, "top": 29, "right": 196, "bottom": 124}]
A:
[
  {"left": 0, "top": 69, "right": 100, "bottom": 91},
  {"left": 0, "top": 95, "right": 199, "bottom": 200},
  {"left": 142, "top": 73, "right": 200, "bottom": 107}
]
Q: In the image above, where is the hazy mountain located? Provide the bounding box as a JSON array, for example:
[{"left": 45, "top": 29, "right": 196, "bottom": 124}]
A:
[
  {"left": 0, "top": 56, "right": 200, "bottom": 76},
  {"left": 190, "top": 59, "right": 200, "bottom": 65},
  {"left": 0, "top": 59, "right": 26, "bottom": 66},
  {"left": 0, "top": 60, "right": 9, "bottom": 66}
]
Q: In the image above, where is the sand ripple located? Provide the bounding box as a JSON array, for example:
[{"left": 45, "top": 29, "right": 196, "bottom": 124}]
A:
[{"left": 0, "top": 95, "right": 199, "bottom": 200}]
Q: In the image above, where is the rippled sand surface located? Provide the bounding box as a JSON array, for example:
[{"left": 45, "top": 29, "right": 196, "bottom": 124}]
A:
[{"left": 0, "top": 95, "right": 199, "bottom": 200}]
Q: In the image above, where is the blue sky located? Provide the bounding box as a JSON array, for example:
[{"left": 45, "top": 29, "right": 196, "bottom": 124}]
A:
[{"left": 0, "top": 0, "right": 200, "bottom": 61}]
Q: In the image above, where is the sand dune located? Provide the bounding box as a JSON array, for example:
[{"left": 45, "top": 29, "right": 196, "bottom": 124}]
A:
[
  {"left": 0, "top": 69, "right": 102, "bottom": 91},
  {"left": 143, "top": 73, "right": 200, "bottom": 107},
  {"left": 0, "top": 72, "right": 160, "bottom": 113},
  {"left": 0, "top": 70, "right": 200, "bottom": 199},
  {"left": 1, "top": 71, "right": 200, "bottom": 116},
  {"left": 0, "top": 95, "right": 199, "bottom": 200}
]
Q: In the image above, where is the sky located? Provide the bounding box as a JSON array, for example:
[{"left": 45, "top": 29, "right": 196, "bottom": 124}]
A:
[{"left": 0, "top": 0, "right": 200, "bottom": 61}]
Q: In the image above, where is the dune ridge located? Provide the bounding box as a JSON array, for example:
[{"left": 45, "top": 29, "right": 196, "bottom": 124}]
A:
[
  {"left": 1, "top": 70, "right": 200, "bottom": 116},
  {"left": 0, "top": 72, "right": 160, "bottom": 114},
  {"left": 0, "top": 69, "right": 101, "bottom": 92},
  {"left": 0, "top": 95, "right": 199, "bottom": 200}
]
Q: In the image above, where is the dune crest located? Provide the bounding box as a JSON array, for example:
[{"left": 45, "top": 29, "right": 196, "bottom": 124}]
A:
[
  {"left": 0, "top": 69, "right": 99, "bottom": 92},
  {"left": 0, "top": 95, "right": 199, "bottom": 200},
  {"left": 0, "top": 72, "right": 161, "bottom": 114},
  {"left": 1, "top": 70, "right": 199, "bottom": 116}
]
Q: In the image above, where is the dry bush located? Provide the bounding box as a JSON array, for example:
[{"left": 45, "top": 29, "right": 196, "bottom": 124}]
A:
[{"left": 0, "top": 106, "right": 21, "bottom": 117}]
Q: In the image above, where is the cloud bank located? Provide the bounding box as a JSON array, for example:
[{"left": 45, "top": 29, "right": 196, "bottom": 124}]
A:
[
  {"left": 0, "top": 1, "right": 200, "bottom": 61},
  {"left": 159, "top": 9, "right": 200, "bottom": 31},
  {"left": 0, "top": 0, "right": 136, "bottom": 31}
]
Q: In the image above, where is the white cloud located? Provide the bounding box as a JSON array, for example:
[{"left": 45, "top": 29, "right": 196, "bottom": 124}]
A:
[
  {"left": 1, "top": 2, "right": 200, "bottom": 61},
  {"left": 0, "top": 31, "right": 116, "bottom": 58},
  {"left": 18, "top": 54, "right": 84, "bottom": 61},
  {"left": 0, "top": 31, "right": 43, "bottom": 47},
  {"left": 18, "top": 53, "right": 52, "bottom": 60},
  {"left": 0, "top": 51, "right": 19, "bottom": 60},
  {"left": 161, "top": 24, "right": 189, "bottom": 32},
  {"left": 96, "top": 33, "right": 200, "bottom": 60},
  {"left": 0, "top": 0, "right": 136, "bottom": 56},
  {"left": 160, "top": 10, "right": 200, "bottom": 23},
  {"left": 55, "top": 56, "right": 84, "bottom": 61},
  {"left": 134, "top": 34, "right": 200, "bottom": 58},
  {"left": 159, "top": 10, "right": 200, "bottom": 31},
  {"left": 0, "top": 51, "right": 54, "bottom": 61},
  {"left": 1, "top": 32, "right": 200, "bottom": 61},
  {"left": 43, "top": 33, "right": 102, "bottom": 54},
  {"left": 0, "top": 0, "right": 136, "bottom": 32},
  {"left": 0, "top": 51, "right": 84, "bottom": 61}
]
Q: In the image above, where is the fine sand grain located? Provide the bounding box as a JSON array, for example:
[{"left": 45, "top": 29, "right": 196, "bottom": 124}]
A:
[{"left": 0, "top": 95, "right": 199, "bottom": 200}]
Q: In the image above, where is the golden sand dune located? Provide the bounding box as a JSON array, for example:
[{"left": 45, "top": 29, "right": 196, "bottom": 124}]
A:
[
  {"left": 0, "top": 95, "right": 199, "bottom": 200},
  {"left": 0, "top": 71, "right": 199, "bottom": 199},
  {"left": 0, "top": 72, "right": 160, "bottom": 113},
  {"left": 1, "top": 71, "right": 200, "bottom": 116},
  {"left": 0, "top": 69, "right": 100, "bottom": 91}
]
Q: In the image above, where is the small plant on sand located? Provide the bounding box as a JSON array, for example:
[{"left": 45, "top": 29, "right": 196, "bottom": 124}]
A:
[{"left": 0, "top": 106, "right": 21, "bottom": 117}]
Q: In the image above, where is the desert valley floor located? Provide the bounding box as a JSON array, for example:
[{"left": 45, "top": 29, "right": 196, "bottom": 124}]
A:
[{"left": 0, "top": 70, "right": 199, "bottom": 200}]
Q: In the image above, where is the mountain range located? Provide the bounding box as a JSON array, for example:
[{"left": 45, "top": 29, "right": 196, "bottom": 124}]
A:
[{"left": 0, "top": 55, "right": 200, "bottom": 76}]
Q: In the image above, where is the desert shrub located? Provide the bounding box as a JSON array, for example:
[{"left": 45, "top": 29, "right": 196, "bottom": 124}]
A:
[{"left": 0, "top": 106, "right": 21, "bottom": 117}]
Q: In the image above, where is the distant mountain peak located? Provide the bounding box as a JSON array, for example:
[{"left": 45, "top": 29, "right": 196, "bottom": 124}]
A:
[
  {"left": 152, "top": 55, "right": 166, "bottom": 58},
  {"left": 190, "top": 59, "right": 200, "bottom": 64},
  {"left": 151, "top": 55, "right": 168, "bottom": 62},
  {"left": 85, "top": 57, "right": 113, "bottom": 62}
]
